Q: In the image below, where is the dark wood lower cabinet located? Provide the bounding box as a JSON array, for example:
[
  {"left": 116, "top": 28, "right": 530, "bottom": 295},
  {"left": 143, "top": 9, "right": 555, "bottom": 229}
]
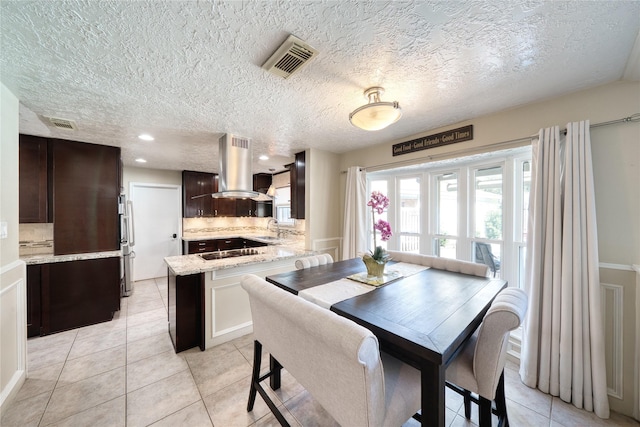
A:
[
  {"left": 184, "top": 238, "right": 267, "bottom": 255},
  {"left": 168, "top": 270, "right": 205, "bottom": 353},
  {"left": 26, "top": 265, "right": 42, "bottom": 338},
  {"left": 26, "top": 257, "right": 120, "bottom": 336}
]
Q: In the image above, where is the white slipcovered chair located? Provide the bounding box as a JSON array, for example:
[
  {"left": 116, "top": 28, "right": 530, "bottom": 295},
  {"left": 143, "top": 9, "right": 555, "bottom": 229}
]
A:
[
  {"left": 294, "top": 253, "right": 334, "bottom": 269},
  {"left": 445, "top": 287, "right": 528, "bottom": 427},
  {"left": 240, "top": 274, "right": 422, "bottom": 426},
  {"left": 386, "top": 250, "right": 490, "bottom": 277}
]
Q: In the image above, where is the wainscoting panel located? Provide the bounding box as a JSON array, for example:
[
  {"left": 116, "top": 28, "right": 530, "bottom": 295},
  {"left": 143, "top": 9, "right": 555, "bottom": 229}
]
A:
[
  {"left": 634, "top": 264, "right": 640, "bottom": 421},
  {"left": 601, "top": 282, "right": 624, "bottom": 399},
  {"left": 0, "top": 260, "right": 27, "bottom": 410},
  {"left": 312, "top": 237, "right": 342, "bottom": 261},
  {"left": 599, "top": 263, "right": 638, "bottom": 419}
]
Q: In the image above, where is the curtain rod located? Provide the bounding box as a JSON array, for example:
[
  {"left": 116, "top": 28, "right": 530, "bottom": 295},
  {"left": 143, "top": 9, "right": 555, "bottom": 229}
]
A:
[{"left": 343, "top": 113, "right": 639, "bottom": 174}]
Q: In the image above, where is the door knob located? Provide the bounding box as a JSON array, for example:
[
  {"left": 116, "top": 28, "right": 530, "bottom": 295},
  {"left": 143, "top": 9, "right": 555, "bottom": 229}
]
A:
[{"left": 172, "top": 233, "right": 177, "bottom": 238}]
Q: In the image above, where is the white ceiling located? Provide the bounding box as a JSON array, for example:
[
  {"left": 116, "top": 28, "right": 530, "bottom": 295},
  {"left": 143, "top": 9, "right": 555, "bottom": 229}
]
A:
[{"left": 1, "top": 1, "right": 639, "bottom": 174}]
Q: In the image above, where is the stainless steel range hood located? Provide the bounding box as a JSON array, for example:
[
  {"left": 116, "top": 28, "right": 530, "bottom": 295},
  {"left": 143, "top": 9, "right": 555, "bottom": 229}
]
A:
[{"left": 213, "top": 134, "right": 260, "bottom": 199}]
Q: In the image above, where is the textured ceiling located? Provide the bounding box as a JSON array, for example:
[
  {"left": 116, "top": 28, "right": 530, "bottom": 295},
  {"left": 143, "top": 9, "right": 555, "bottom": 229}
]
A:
[{"left": 1, "top": 1, "right": 639, "bottom": 174}]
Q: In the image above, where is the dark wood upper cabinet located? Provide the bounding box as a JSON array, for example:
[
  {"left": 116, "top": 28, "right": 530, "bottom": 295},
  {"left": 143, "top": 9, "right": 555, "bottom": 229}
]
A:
[
  {"left": 212, "top": 174, "right": 237, "bottom": 216},
  {"left": 235, "top": 198, "right": 253, "bottom": 217},
  {"left": 213, "top": 197, "right": 237, "bottom": 217},
  {"left": 253, "top": 173, "right": 273, "bottom": 218},
  {"left": 19, "top": 135, "right": 50, "bottom": 223},
  {"left": 290, "top": 151, "right": 305, "bottom": 219},
  {"left": 52, "top": 139, "right": 120, "bottom": 255},
  {"left": 253, "top": 173, "right": 272, "bottom": 193},
  {"left": 182, "top": 171, "right": 217, "bottom": 217},
  {"left": 182, "top": 171, "right": 274, "bottom": 218}
]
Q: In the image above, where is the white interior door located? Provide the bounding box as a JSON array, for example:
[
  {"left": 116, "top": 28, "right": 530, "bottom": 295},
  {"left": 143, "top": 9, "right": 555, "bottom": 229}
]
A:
[{"left": 130, "top": 183, "right": 182, "bottom": 281}]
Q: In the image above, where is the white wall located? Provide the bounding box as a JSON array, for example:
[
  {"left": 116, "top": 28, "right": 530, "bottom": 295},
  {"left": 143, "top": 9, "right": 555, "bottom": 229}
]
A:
[
  {"left": 0, "top": 82, "right": 27, "bottom": 411},
  {"left": 340, "top": 81, "right": 640, "bottom": 265},
  {"left": 306, "top": 148, "right": 342, "bottom": 258},
  {"left": 122, "top": 166, "right": 182, "bottom": 199},
  {"left": 338, "top": 80, "right": 640, "bottom": 416}
]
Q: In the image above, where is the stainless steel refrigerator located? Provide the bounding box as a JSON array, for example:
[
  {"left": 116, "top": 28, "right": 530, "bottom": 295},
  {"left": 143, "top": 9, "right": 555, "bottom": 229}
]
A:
[{"left": 119, "top": 194, "right": 135, "bottom": 297}]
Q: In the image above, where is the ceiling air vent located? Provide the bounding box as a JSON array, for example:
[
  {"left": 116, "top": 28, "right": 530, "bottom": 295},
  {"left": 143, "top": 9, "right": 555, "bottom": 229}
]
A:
[
  {"left": 47, "top": 117, "right": 78, "bottom": 130},
  {"left": 262, "top": 35, "right": 318, "bottom": 79}
]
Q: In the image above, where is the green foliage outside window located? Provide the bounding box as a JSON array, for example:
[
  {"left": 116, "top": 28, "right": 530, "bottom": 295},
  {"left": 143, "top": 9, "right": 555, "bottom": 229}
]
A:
[{"left": 484, "top": 210, "right": 502, "bottom": 240}]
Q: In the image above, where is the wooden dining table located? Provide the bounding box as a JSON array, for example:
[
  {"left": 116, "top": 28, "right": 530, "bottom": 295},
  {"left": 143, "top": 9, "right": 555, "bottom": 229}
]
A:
[{"left": 265, "top": 257, "right": 507, "bottom": 427}]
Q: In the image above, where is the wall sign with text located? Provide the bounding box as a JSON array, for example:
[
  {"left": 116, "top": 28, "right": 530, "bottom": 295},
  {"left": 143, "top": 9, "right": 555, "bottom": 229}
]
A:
[{"left": 392, "top": 125, "right": 473, "bottom": 156}]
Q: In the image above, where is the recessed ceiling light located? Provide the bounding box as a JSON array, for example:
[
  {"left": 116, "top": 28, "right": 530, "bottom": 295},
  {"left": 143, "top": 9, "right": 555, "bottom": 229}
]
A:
[
  {"left": 135, "top": 158, "right": 147, "bottom": 163},
  {"left": 138, "top": 134, "right": 154, "bottom": 141},
  {"left": 259, "top": 155, "right": 269, "bottom": 160}
]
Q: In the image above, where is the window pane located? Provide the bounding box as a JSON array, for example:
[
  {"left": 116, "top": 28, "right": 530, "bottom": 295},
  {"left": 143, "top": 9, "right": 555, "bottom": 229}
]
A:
[
  {"left": 369, "top": 180, "right": 389, "bottom": 249},
  {"left": 274, "top": 186, "right": 294, "bottom": 224},
  {"left": 474, "top": 167, "right": 502, "bottom": 239},
  {"left": 276, "top": 206, "right": 291, "bottom": 223},
  {"left": 518, "top": 245, "right": 526, "bottom": 289},
  {"left": 434, "top": 238, "right": 456, "bottom": 259},
  {"left": 436, "top": 173, "right": 457, "bottom": 236},
  {"left": 400, "top": 235, "right": 419, "bottom": 253},
  {"left": 370, "top": 180, "right": 388, "bottom": 195},
  {"left": 399, "top": 177, "right": 420, "bottom": 233},
  {"left": 521, "top": 161, "right": 531, "bottom": 242},
  {"left": 474, "top": 242, "right": 501, "bottom": 277}
]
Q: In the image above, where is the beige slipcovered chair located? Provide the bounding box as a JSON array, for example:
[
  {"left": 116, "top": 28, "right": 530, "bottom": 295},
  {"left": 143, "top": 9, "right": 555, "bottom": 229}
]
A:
[
  {"left": 294, "top": 253, "right": 334, "bottom": 269},
  {"left": 445, "top": 287, "right": 528, "bottom": 427},
  {"left": 240, "top": 274, "right": 422, "bottom": 426},
  {"left": 386, "top": 250, "right": 490, "bottom": 277}
]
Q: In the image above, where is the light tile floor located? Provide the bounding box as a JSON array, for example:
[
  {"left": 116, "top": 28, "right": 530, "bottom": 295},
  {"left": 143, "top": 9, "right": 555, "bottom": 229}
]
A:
[{"left": 2, "top": 277, "right": 639, "bottom": 427}]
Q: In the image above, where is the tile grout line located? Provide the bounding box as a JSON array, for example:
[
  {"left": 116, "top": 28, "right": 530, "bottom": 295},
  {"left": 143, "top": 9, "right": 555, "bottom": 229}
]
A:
[
  {"left": 39, "top": 302, "right": 129, "bottom": 425},
  {"left": 37, "top": 330, "right": 78, "bottom": 427},
  {"left": 152, "top": 276, "right": 216, "bottom": 427}
]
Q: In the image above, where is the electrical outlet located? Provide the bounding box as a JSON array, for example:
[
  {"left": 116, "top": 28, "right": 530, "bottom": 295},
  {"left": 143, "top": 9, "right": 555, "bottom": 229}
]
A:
[{"left": 0, "top": 221, "right": 7, "bottom": 239}]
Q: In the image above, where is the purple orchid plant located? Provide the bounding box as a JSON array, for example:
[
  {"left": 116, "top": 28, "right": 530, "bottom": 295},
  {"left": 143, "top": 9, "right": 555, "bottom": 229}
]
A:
[{"left": 367, "top": 191, "right": 392, "bottom": 262}]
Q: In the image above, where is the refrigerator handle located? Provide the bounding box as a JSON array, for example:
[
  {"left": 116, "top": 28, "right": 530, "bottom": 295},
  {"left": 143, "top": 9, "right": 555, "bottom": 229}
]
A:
[{"left": 127, "top": 200, "right": 136, "bottom": 247}]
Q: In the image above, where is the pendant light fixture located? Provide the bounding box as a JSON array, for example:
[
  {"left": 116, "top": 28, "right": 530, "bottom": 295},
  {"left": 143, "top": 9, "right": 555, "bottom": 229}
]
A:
[
  {"left": 349, "top": 87, "right": 402, "bottom": 131},
  {"left": 266, "top": 168, "right": 276, "bottom": 197}
]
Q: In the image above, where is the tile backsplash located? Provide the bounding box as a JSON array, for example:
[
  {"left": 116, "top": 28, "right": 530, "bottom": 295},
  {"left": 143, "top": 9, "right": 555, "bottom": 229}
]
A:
[
  {"left": 19, "top": 223, "right": 54, "bottom": 256},
  {"left": 182, "top": 217, "right": 306, "bottom": 240}
]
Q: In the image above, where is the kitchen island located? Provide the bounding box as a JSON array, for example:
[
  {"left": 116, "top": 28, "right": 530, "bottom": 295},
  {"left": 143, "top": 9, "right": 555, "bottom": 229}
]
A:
[{"left": 164, "top": 244, "right": 312, "bottom": 352}]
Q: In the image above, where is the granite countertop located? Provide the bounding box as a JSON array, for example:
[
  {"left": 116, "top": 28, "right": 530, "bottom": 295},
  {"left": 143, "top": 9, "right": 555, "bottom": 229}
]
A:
[
  {"left": 21, "top": 250, "right": 122, "bottom": 265},
  {"left": 165, "top": 245, "right": 313, "bottom": 276}
]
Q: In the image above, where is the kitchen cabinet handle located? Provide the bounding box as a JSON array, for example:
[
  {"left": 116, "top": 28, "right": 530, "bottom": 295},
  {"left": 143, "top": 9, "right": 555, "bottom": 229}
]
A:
[{"left": 127, "top": 200, "right": 136, "bottom": 247}]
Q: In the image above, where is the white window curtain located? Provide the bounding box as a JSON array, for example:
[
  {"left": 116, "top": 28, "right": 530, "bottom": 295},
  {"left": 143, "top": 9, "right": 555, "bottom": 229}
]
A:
[
  {"left": 520, "top": 121, "right": 610, "bottom": 418},
  {"left": 342, "top": 166, "right": 367, "bottom": 260}
]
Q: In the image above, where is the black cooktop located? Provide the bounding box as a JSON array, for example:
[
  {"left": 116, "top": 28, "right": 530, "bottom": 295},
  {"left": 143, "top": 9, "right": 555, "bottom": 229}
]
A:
[{"left": 199, "top": 248, "right": 263, "bottom": 261}]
